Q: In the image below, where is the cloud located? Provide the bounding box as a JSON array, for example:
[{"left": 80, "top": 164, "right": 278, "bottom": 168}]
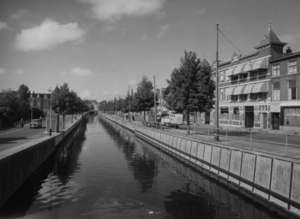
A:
[
  {"left": 14, "top": 69, "right": 25, "bottom": 75},
  {"left": 11, "top": 9, "right": 28, "bottom": 20},
  {"left": 157, "top": 24, "right": 169, "bottom": 38},
  {"left": 129, "top": 79, "right": 137, "bottom": 85},
  {"left": 70, "top": 67, "right": 94, "bottom": 77},
  {"left": 280, "top": 32, "right": 300, "bottom": 44},
  {"left": 195, "top": 8, "right": 207, "bottom": 16},
  {"left": 0, "top": 68, "right": 6, "bottom": 75},
  {"left": 0, "top": 22, "right": 8, "bottom": 31},
  {"left": 114, "top": 91, "right": 119, "bottom": 95},
  {"left": 80, "top": 0, "right": 165, "bottom": 21},
  {"left": 15, "top": 19, "right": 85, "bottom": 52},
  {"left": 81, "top": 90, "right": 91, "bottom": 98},
  {"left": 104, "top": 91, "right": 109, "bottom": 95}
]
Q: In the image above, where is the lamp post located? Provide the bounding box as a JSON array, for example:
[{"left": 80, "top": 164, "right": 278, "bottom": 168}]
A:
[
  {"left": 214, "top": 23, "right": 220, "bottom": 141},
  {"left": 48, "top": 88, "right": 52, "bottom": 136}
]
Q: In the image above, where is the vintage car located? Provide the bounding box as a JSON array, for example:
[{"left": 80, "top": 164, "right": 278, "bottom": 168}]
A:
[{"left": 29, "top": 119, "right": 42, "bottom": 128}]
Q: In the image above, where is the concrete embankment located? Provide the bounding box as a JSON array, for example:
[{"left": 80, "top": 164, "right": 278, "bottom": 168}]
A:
[
  {"left": 101, "top": 114, "right": 300, "bottom": 218},
  {"left": 0, "top": 113, "right": 87, "bottom": 206}
]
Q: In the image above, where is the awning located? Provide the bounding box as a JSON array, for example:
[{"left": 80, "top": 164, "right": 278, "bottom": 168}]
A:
[
  {"left": 243, "top": 62, "right": 252, "bottom": 72},
  {"left": 226, "top": 67, "right": 236, "bottom": 77},
  {"left": 225, "top": 87, "right": 235, "bottom": 96},
  {"left": 243, "top": 84, "right": 255, "bottom": 94},
  {"left": 233, "top": 64, "right": 245, "bottom": 75},
  {"left": 252, "top": 82, "right": 268, "bottom": 93},
  {"left": 233, "top": 86, "right": 245, "bottom": 95},
  {"left": 252, "top": 59, "right": 268, "bottom": 71}
]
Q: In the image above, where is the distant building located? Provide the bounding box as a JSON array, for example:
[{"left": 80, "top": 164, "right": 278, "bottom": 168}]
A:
[
  {"left": 29, "top": 92, "right": 52, "bottom": 115},
  {"left": 207, "top": 25, "right": 294, "bottom": 131}
]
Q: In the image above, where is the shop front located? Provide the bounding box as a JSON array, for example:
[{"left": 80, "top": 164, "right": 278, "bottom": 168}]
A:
[{"left": 281, "top": 107, "right": 300, "bottom": 131}]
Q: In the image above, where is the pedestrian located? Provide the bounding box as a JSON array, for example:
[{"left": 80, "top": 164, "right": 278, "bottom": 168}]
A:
[{"left": 20, "top": 118, "right": 24, "bottom": 128}]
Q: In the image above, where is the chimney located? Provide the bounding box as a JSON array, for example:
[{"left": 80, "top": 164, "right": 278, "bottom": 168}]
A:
[{"left": 286, "top": 47, "right": 292, "bottom": 55}]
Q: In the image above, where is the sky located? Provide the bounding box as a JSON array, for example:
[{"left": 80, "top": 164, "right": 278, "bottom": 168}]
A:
[{"left": 1, "top": 0, "right": 300, "bottom": 102}]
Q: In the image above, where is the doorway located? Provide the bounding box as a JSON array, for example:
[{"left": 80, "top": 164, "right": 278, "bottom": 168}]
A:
[
  {"left": 272, "top": 113, "right": 280, "bottom": 130},
  {"left": 205, "top": 112, "right": 210, "bottom": 124},
  {"left": 245, "top": 106, "right": 254, "bottom": 128},
  {"left": 263, "top": 113, "right": 267, "bottom": 129}
]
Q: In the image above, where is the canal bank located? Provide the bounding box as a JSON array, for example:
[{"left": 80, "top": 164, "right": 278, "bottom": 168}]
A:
[
  {"left": 101, "top": 113, "right": 300, "bottom": 218},
  {"left": 0, "top": 113, "right": 88, "bottom": 207}
]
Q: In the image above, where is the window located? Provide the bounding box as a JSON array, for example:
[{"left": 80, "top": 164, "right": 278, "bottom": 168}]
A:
[
  {"left": 288, "top": 61, "right": 297, "bottom": 74},
  {"left": 258, "top": 93, "right": 267, "bottom": 99},
  {"left": 273, "top": 83, "right": 280, "bottom": 101},
  {"left": 221, "top": 73, "right": 225, "bottom": 82},
  {"left": 231, "top": 95, "right": 238, "bottom": 101},
  {"left": 221, "top": 107, "right": 229, "bottom": 114},
  {"left": 288, "top": 81, "right": 297, "bottom": 100},
  {"left": 250, "top": 93, "right": 258, "bottom": 100},
  {"left": 240, "top": 94, "right": 247, "bottom": 100},
  {"left": 272, "top": 64, "right": 280, "bottom": 76},
  {"left": 232, "top": 107, "right": 239, "bottom": 120}
]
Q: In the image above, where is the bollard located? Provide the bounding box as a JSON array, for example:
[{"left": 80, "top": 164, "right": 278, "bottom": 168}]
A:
[
  {"left": 49, "top": 128, "right": 52, "bottom": 136},
  {"left": 226, "top": 129, "right": 228, "bottom": 145},
  {"left": 286, "top": 134, "right": 288, "bottom": 156},
  {"left": 250, "top": 130, "right": 253, "bottom": 150},
  {"left": 208, "top": 127, "right": 210, "bottom": 142}
]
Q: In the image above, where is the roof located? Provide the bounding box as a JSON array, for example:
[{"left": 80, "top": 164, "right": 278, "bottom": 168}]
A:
[
  {"left": 254, "top": 25, "right": 287, "bottom": 49},
  {"left": 202, "top": 58, "right": 211, "bottom": 68},
  {"left": 270, "top": 51, "right": 300, "bottom": 63}
]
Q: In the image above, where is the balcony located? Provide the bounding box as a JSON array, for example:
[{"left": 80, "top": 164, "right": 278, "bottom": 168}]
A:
[{"left": 219, "top": 73, "right": 271, "bottom": 87}]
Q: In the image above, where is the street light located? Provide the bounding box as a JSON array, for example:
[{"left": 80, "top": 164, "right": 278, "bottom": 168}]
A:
[{"left": 48, "top": 87, "right": 52, "bottom": 136}]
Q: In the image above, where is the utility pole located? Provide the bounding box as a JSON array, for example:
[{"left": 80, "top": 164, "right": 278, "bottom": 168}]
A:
[
  {"left": 215, "top": 23, "right": 219, "bottom": 141},
  {"left": 153, "top": 76, "right": 157, "bottom": 123}
]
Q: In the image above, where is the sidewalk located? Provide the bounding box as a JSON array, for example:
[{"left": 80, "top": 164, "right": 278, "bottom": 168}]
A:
[{"left": 0, "top": 115, "right": 81, "bottom": 153}]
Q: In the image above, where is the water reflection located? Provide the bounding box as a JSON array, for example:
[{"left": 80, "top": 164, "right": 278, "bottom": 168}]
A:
[
  {"left": 99, "top": 118, "right": 158, "bottom": 193},
  {"left": 100, "top": 117, "right": 293, "bottom": 219},
  {"left": 0, "top": 118, "right": 88, "bottom": 218}
]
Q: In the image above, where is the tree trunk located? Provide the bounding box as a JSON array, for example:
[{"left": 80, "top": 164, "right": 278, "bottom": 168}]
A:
[{"left": 143, "top": 110, "right": 146, "bottom": 121}]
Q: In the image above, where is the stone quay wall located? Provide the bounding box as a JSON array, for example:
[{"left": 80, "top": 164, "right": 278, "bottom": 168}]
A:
[
  {"left": 0, "top": 113, "right": 87, "bottom": 206},
  {"left": 101, "top": 114, "right": 300, "bottom": 217}
]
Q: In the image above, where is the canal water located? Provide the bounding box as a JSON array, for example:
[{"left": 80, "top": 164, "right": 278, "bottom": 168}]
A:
[{"left": 0, "top": 115, "right": 293, "bottom": 219}]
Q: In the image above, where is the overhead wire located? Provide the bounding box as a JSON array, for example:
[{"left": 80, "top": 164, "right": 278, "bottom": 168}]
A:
[{"left": 218, "top": 29, "right": 243, "bottom": 55}]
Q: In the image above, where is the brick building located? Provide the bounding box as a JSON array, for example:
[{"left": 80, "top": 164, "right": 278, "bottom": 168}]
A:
[
  {"left": 269, "top": 50, "right": 300, "bottom": 132},
  {"left": 207, "top": 25, "right": 289, "bottom": 131}
]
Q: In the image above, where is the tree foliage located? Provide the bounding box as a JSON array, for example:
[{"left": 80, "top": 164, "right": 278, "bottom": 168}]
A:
[
  {"left": 167, "top": 51, "right": 215, "bottom": 130},
  {"left": 135, "top": 76, "right": 154, "bottom": 119}
]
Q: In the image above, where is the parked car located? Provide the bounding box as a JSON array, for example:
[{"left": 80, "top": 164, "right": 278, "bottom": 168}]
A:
[{"left": 29, "top": 119, "right": 42, "bottom": 128}]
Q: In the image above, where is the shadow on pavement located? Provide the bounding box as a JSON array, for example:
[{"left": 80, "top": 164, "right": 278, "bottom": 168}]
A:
[{"left": 0, "top": 137, "right": 30, "bottom": 144}]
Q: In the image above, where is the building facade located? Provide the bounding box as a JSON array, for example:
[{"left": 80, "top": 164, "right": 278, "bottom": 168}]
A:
[
  {"left": 208, "top": 26, "right": 289, "bottom": 131},
  {"left": 29, "top": 92, "right": 52, "bottom": 115},
  {"left": 269, "top": 50, "right": 300, "bottom": 132}
]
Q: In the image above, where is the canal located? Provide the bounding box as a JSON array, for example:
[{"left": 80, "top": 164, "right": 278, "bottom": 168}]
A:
[{"left": 0, "top": 115, "right": 293, "bottom": 219}]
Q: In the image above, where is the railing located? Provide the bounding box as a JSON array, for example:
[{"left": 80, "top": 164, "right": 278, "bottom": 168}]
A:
[
  {"left": 220, "top": 73, "right": 271, "bottom": 87},
  {"left": 138, "top": 122, "right": 300, "bottom": 159},
  {"left": 101, "top": 113, "right": 300, "bottom": 159}
]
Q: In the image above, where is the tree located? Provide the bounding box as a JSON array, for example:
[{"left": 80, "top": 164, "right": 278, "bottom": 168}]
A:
[
  {"left": 135, "top": 76, "right": 154, "bottom": 120},
  {"left": 167, "top": 51, "right": 215, "bottom": 133}
]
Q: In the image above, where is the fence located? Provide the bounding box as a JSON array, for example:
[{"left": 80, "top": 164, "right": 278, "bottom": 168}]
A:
[{"left": 139, "top": 121, "right": 300, "bottom": 158}]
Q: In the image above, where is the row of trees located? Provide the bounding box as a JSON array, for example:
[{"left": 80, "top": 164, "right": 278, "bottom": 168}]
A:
[
  {"left": 0, "top": 83, "right": 93, "bottom": 128},
  {"left": 99, "top": 51, "right": 215, "bottom": 131}
]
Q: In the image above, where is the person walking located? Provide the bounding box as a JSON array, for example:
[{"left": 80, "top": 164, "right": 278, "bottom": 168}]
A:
[{"left": 20, "top": 118, "right": 24, "bottom": 128}]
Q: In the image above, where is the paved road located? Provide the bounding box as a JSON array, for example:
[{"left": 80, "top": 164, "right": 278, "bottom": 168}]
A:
[{"left": 0, "top": 115, "right": 78, "bottom": 152}]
